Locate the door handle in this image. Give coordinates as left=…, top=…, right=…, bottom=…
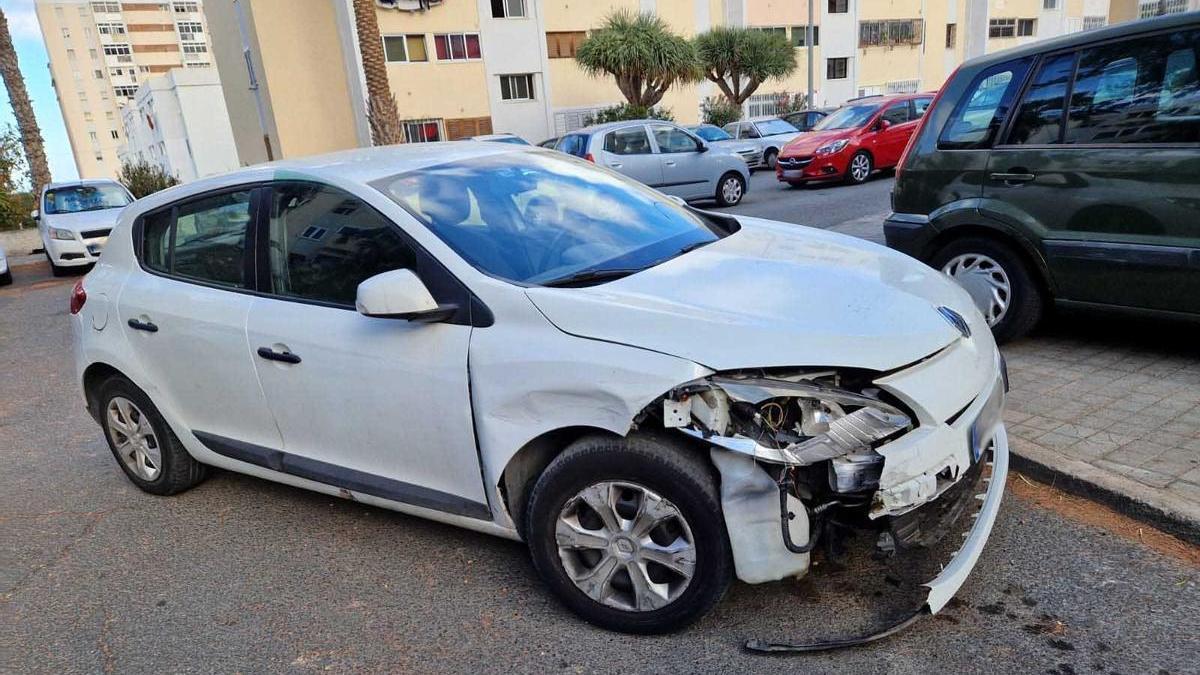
left=989, top=172, right=1036, bottom=184
left=664, top=160, right=676, bottom=166
left=127, top=318, right=158, bottom=333
left=609, top=162, right=623, bottom=168
left=256, top=346, right=301, bottom=364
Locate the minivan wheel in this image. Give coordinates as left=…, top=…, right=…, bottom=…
left=931, top=237, right=1043, bottom=344
left=97, top=377, right=208, bottom=495
left=525, top=434, right=732, bottom=634
left=846, top=151, right=873, bottom=184
left=715, top=172, right=745, bottom=207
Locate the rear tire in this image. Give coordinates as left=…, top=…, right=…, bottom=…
left=715, top=172, right=745, bottom=207
left=96, top=376, right=208, bottom=495
left=930, top=236, right=1044, bottom=344
left=525, top=434, right=733, bottom=634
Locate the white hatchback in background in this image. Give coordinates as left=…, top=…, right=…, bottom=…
left=36, top=180, right=134, bottom=276
left=71, top=143, right=1008, bottom=641
left=0, top=243, right=10, bottom=286
left=722, top=116, right=804, bottom=170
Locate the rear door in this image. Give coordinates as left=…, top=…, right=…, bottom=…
left=649, top=124, right=713, bottom=198
left=987, top=28, right=1200, bottom=313
left=598, top=125, right=663, bottom=186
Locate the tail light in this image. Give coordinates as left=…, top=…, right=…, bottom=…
left=896, top=71, right=957, bottom=182
left=584, top=153, right=595, bottom=163
left=69, top=279, right=87, bottom=315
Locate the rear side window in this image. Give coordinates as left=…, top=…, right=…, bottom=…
left=1066, top=28, right=1200, bottom=144
left=1008, top=53, right=1077, bottom=145
left=913, top=97, right=933, bottom=118
left=939, top=58, right=1033, bottom=149
left=603, top=127, right=653, bottom=155
left=139, top=190, right=252, bottom=288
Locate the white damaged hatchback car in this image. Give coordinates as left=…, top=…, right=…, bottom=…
left=72, top=143, right=1008, bottom=637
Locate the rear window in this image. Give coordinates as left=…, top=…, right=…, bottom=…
left=938, top=58, right=1033, bottom=149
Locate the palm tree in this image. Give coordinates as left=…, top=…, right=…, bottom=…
left=695, top=26, right=797, bottom=106
left=351, top=0, right=403, bottom=145
left=575, top=11, right=700, bottom=108
left=0, top=9, right=51, bottom=202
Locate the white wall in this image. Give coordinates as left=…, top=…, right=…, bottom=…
left=820, top=0, right=858, bottom=106
left=477, top=0, right=555, bottom=142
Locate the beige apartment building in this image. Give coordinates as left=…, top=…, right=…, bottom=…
left=36, top=0, right=215, bottom=179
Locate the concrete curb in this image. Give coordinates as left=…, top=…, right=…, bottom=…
left=1009, top=438, right=1200, bottom=547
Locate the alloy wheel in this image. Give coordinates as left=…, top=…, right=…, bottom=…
left=941, top=253, right=1012, bottom=326
left=106, top=396, right=162, bottom=481
left=555, top=481, right=697, bottom=612
left=721, top=177, right=743, bottom=204
left=850, top=154, right=871, bottom=182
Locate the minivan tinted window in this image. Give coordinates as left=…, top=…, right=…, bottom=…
left=1008, top=53, right=1077, bottom=145
left=939, top=58, right=1033, bottom=149
left=1066, top=28, right=1200, bottom=144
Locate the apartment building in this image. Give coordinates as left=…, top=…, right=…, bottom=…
left=118, top=68, right=238, bottom=181
left=35, top=0, right=216, bottom=179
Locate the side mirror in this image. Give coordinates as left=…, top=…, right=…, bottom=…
left=30, top=209, right=39, bottom=220
left=696, top=141, right=708, bottom=153
left=877, top=119, right=893, bottom=131
left=355, top=269, right=457, bottom=323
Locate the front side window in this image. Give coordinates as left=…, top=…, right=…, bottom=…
left=755, top=119, right=800, bottom=136
left=938, top=58, right=1033, bottom=149
left=376, top=152, right=730, bottom=285
left=44, top=185, right=132, bottom=214
left=171, top=192, right=252, bottom=288
left=1008, top=53, right=1076, bottom=145
left=881, top=102, right=913, bottom=125
left=265, top=184, right=417, bottom=306
left=1066, top=29, right=1200, bottom=144
left=603, top=127, right=653, bottom=155
left=651, top=125, right=701, bottom=153
left=556, top=133, right=589, bottom=157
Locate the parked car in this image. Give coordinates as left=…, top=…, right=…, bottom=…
left=72, top=142, right=1007, bottom=636
left=36, top=179, right=134, bottom=276
left=555, top=120, right=750, bottom=206
left=780, top=109, right=828, bottom=132
left=722, top=116, right=803, bottom=169
left=685, top=124, right=763, bottom=170
left=469, top=133, right=530, bottom=145
left=886, top=12, right=1200, bottom=343
left=776, top=93, right=934, bottom=187
left=538, top=136, right=560, bottom=149
left=0, top=243, right=10, bottom=286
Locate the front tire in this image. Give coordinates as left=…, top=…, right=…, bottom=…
left=930, top=236, right=1044, bottom=344
left=525, top=435, right=732, bottom=634
left=0, top=269, right=11, bottom=286
left=763, top=148, right=779, bottom=169
left=715, top=172, right=745, bottom=207
left=96, top=376, right=208, bottom=495
left=845, top=151, right=873, bottom=184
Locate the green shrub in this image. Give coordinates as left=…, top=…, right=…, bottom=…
left=701, top=98, right=742, bottom=127
left=117, top=159, right=179, bottom=198
left=584, top=103, right=674, bottom=125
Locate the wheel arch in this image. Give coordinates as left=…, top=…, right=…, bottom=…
left=82, top=361, right=131, bottom=424
left=926, top=222, right=1056, bottom=300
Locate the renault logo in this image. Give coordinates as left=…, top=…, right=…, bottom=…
left=937, top=306, right=971, bottom=339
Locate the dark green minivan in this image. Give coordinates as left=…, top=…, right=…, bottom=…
left=885, top=12, right=1200, bottom=343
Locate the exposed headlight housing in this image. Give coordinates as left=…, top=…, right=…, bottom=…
left=50, top=227, right=76, bottom=241
left=815, top=139, right=850, bottom=156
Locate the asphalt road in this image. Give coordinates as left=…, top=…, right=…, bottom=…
left=3, top=182, right=1198, bottom=674
left=725, top=168, right=895, bottom=228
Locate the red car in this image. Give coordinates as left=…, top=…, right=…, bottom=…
left=776, top=93, right=934, bottom=186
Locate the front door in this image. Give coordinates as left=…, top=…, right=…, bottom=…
left=649, top=124, right=712, bottom=199
left=987, top=30, right=1200, bottom=314
left=599, top=126, right=663, bottom=187
left=117, top=187, right=284, bottom=453
left=244, top=182, right=489, bottom=518
left=873, top=100, right=918, bottom=168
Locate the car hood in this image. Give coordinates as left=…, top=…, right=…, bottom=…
left=705, top=139, right=757, bottom=153
left=42, top=207, right=124, bottom=232
left=525, top=217, right=975, bottom=372
left=782, top=129, right=855, bottom=155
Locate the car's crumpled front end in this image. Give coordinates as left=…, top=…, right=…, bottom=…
left=650, top=330, right=1008, bottom=617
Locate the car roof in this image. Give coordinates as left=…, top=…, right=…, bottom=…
left=44, top=178, right=124, bottom=191
left=470, top=133, right=519, bottom=140
left=574, top=119, right=677, bottom=134
left=961, top=11, right=1197, bottom=72
left=745, top=116, right=787, bottom=123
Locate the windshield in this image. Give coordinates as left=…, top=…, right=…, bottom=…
left=813, top=103, right=882, bottom=130
left=755, top=119, right=799, bottom=136
left=692, top=125, right=731, bottom=142
left=376, top=151, right=730, bottom=286
left=43, top=184, right=132, bottom=215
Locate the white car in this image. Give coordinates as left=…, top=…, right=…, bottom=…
left=722, top=116, right=804, bottom=169
left=0, top=242, right=10, bottom=286
left=36, top=179, right=134, bottom=276
left=71, top=143, right=1008, bottom=637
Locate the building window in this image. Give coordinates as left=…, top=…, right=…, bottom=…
left=989, top=18, right=1016, bottom=38
left=383, top=34, right=427, bottom=62
left=172, top=1, right=199, bottom=12
left=110, top=129, right=120, bottom=139
left=859, top=19, right=924, bottom=47
left=92, top=2, right=121, bottom=12
left=827, top=57, right=848, bottom=80
left=95, top=150, right=104, bottom=161
left=89, top=48, right=98, bottom=60
left=791, top=25, right=818, bottom=47
left=1043, top=0, right=1059, bottom=9
left=177, top=21, right=203, bottom=41
left=946, top=23, right=956, bottom=48
left=403, top=119, right=442, bottom=143
left=1017, top=19, right=1036, bottom=36
left=106, top=111, right=114, bottom=120
left=67, top=49, right=77, bottom=61
left=754, top=26, right=787, bottom=38
left=94, top=69, right=104, bottom=79
left=89, top=131, right=99, bottom=142
left=97, top=22, right=126, bottom=36
left=84, top=112, right=94, bottom=121
left=182, top=43, right=208, bottom=61
left=62, top=27, right=71, bottom=39
left=114, top=85, right=138, bottom=98
left=184, top=61, right=209, bottom=68
left=828, top=0, right=848, bottom=13
left=546, top=31, right=586, bottom=58
left=79, top=91, right=88, bottom=102
left=103, top=43, right=133, bottom=62
left=500, top=74, right=535, bottom=101
left=490, top=0, right=526, bottom=18
left=1082, top=16, right=1107, bottom=30
left=433, top=33, right=481, bottom=61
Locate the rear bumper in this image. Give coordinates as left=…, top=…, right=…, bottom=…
left=883, top=212, right=934, bottom=261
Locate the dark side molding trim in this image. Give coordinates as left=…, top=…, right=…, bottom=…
left=192, top=431, right=492, bottom=520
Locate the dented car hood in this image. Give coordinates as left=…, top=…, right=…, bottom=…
left=525, top=217, right=973, bottom=372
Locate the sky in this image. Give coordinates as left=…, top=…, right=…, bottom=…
left=2, top=0, right=79, bottom=185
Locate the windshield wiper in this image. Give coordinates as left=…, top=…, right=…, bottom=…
left=540, top=267, right=643, bottom=288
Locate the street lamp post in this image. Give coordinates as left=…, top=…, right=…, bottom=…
left=807, top=0, right=814, bottom=108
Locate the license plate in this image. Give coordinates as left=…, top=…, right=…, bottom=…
left=780, top=169, right=805, bottom=178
